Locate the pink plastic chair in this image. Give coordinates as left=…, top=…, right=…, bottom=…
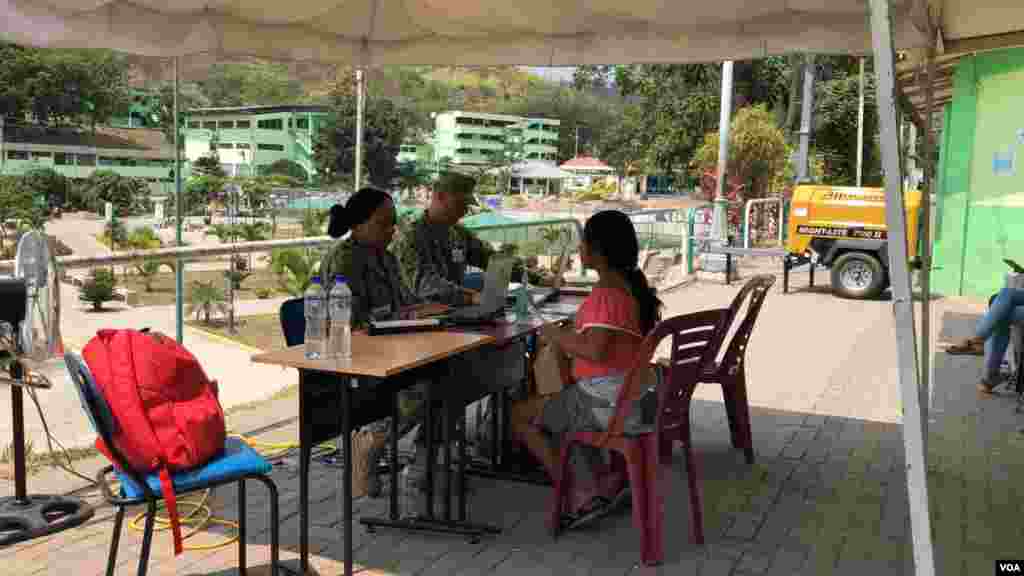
left=702, top=274, right=776, bottom=464
left=550, top=308, right=728, bottom=565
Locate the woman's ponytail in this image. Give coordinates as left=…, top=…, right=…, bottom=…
left=624, top=266, right=662, bottom=335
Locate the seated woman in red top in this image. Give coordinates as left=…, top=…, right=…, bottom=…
left=518, top=210, right=662, bottom=530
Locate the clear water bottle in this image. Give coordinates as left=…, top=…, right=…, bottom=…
left=328, top=275, right=352, bottom=359
left=303, top=275, right=327, bottom=359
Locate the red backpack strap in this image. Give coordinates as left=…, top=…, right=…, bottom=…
left=158, top=466, right=184, bottom=555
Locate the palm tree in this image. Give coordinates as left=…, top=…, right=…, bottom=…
left=270, top=248, right=319, bottom=297
left=187, top=280, right=229, bottom=325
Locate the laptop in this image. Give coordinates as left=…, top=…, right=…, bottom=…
left=447, top=256, right=515, bottom=324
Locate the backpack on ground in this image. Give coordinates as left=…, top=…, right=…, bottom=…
left=82, top=328, right=225, bottom=555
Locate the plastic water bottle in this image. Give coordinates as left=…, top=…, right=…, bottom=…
left=328, top=275, right=352, bottom=359
left=304, top=276, right=327, bottom=359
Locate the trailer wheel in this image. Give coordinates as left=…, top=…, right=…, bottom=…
left=831, top=251, right=885, bottom=299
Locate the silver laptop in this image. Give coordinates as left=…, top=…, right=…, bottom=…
left=448, top=257, right=515, bottom=323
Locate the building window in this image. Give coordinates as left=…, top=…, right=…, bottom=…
left=187, top=121, right=200, bottom=129
left=296, top=118, right=309, bottom=129
left=257, top=143, right=285, bottom=151
left=202, top=121, right=217, bottom=130
left=218, top=143, right=234, bottom=149
left=6, top=150, right=28, bottom=160
left=235, top=143, right=251, bottom=150
left=77, top=154, right=96, bottom=166
left=257, top=118, right=283, bottom=130
left=219, top=120, right=235, bottom=129
left=98, top=156, right=115, bottom=166
left=235, top=120, right=251, bottom=129
left=32, top=151, right=53, bottom=159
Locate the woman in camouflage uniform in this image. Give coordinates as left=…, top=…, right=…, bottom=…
left=321, top=187, right=442, bottom=496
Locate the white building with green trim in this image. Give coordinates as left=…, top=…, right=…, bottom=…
left=183, top=105, right=330, bottom=181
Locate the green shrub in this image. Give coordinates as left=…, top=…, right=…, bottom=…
left=79, top=268, right=117, bottom=311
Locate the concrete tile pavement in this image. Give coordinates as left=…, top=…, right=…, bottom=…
left=6, top=269, right=1024, bottom=575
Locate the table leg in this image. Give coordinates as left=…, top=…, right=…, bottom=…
left=390, top=385, right=400, bottom=521
left=442, top=396, right=452, bottom=522
left=341, top=378, right=353, bottom=576
left=298, top=374, right=310, bottom=575
left=458, top=407, right=467, bottom=521
left=424, top=376, right=435, bottom=519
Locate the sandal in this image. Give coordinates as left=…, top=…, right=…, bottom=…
left=977, top=376, right=1002, bottom=395
left=946, top=337, right=985, bottom=356
left=563, top=496, right=612, bottom=531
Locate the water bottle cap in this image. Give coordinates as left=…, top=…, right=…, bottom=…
left=311, top=275, right=322, bottom=284
left=334, top=275, right=347, bottom=284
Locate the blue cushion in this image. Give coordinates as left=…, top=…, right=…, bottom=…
left=117, top=437, right=272, bottom=499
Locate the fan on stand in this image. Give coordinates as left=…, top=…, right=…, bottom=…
left=0, top=230, right=92, bottom=546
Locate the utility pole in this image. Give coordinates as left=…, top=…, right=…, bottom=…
left=574, top=125, right=580, bottom=158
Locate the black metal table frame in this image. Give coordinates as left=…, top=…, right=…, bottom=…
left=295, top=355, right=504, bottom=576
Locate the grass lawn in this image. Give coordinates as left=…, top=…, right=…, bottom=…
left=186, top=313, right=285, bottom=351
left=121, top=266, right=287, bottom=307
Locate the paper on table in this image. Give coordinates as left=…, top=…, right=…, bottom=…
left=539, top=302, right=578, bottom=316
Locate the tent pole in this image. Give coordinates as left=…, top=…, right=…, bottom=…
left=919, top=38, right=937, bottom=444
left=355, top=68, right=365, bottom=190
left=174, top=57, right=184, bottom=343
left=868, top=1, right=935, bottom=575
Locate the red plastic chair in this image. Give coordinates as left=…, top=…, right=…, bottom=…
left=550, top=308, right=729, bottom=565
left=702, top=275, right=776, bottom=464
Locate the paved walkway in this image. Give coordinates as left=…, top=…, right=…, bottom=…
left=5, top=267, right=1023, bottom=575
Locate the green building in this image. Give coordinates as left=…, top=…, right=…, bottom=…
left=432, top=111, right=560, bottom=166
left=183, top=105, right=330, bottom=181
left=933, top=46, right=1024, bottom=299
left=0, top=119, right=176, bottom=195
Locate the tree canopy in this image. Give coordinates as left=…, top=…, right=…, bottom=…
left=0, top=43, right=128, bottom=127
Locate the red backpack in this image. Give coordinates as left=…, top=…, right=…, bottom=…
left=83, top=329, right=225, bottom=555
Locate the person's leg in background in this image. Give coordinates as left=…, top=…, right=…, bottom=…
left=977, top=288, right=1024, bottom=392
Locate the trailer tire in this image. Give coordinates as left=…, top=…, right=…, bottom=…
left=831, top=251, right=886, bottom=299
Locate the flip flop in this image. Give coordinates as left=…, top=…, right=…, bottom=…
left=564, top=496, right=612, bottom=531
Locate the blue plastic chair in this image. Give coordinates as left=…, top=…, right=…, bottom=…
left=65, top=352, right=280, bottom=576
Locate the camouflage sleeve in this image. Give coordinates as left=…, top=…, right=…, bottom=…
left=395, top=220, right=463, bottom=304
left=460, top=225, right=495, bottom=271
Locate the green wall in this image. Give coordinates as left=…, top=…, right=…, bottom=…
left=934, top=47, right=1024, bottom=299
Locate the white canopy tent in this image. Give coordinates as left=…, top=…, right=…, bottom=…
left=6, top=2, right=1024, bottom=575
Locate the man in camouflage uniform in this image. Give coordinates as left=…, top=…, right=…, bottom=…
left=393, top=171, right=495, bottom=306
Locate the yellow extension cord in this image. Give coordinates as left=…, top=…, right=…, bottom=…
left=122, top=434, right=337, bottom=551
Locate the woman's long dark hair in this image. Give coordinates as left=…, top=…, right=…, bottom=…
left=583, top=210, right=663, bottom=334
left=327, top=187, right=393, bottom=239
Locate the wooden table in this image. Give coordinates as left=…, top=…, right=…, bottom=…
left=253, top=330, right=495, bottom=576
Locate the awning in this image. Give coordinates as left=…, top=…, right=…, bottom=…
left=2, top=1, right=929, bottom=68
